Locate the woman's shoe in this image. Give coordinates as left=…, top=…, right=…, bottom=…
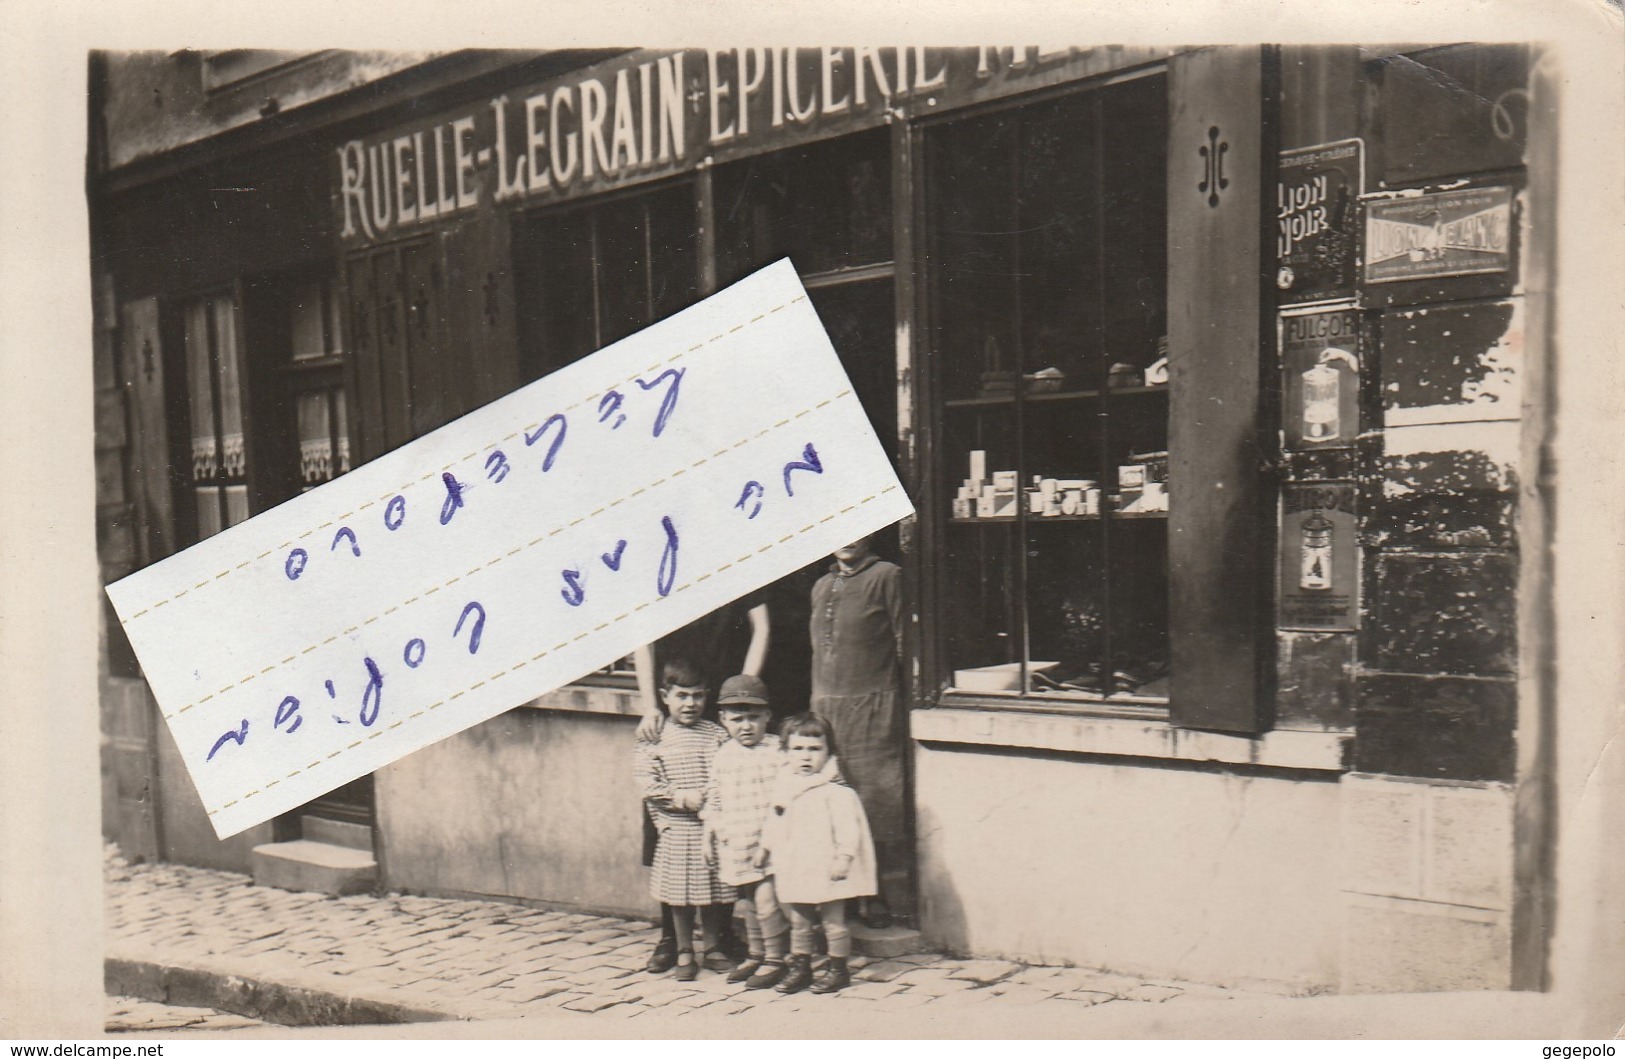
left=808, top=956, right=850, bottom=994
left=774, top=954, right=814, bottom=994
left=746, top=959, right=787, bottom=990
left=728, top=956, right=763, bottom=983
left=673, top=953, right=698, bottom=982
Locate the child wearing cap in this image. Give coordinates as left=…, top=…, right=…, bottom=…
left=704, top=674, right=791, bottom=989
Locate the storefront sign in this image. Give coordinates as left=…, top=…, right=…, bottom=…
left=1278, top=483, right=1359, bottom=632
left=335, top=46, right=1172, bottom=245
left=1276, top=138, right=1362, bottom=304
left=1282, top=308, right=1362, bottom=451
left=105, top=262, right=912, bottom=838
left=1363, top=186, right=1514, bottom=284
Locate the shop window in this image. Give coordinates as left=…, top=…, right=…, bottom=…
left=284, top=278, right=351, bottom=492
left=715, top=128, right=899, bottom=512
left=514, top=183, right=699, bottom=680
left=925, top=73, right=1171, bottom=705
left=513, top=182, right=698, bottom=383
left=181, top=292, right=250, bottom=540
left=715, top=127, right=893, bottom=283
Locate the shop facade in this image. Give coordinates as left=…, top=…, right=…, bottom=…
left=94, top=44, right=1553, bottom=994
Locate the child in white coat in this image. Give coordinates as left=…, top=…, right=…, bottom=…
left=755, top=712, right=877, bottom=994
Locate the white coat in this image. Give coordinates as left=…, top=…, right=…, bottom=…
left=760, top=756, right=878, bottom=905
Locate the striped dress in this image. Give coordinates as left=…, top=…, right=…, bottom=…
left=634, top=718, right=737, bottom=906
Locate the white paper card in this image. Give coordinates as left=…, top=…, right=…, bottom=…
left=106, top=260, right=913, bottom=838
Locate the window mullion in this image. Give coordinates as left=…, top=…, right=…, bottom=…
left=588, top=212, right=603, bottom=351
left=203, top=295, right=230, bottom=535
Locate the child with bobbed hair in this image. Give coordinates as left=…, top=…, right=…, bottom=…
left=754, top=712, right=877, bottom=994
left=634, top=657, right=735, bottom=980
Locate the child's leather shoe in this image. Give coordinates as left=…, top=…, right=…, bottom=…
left=701, top=950, right=735, bottom=974
left=774, top=954, right=814, bottom=994
left=673, top=953, right=698, bottom=982
left=809, top=956, right=850, bottom=994
left=728, top=956, right=763, bottom=983
left=746, top=959, right=787, bottom=990
left=645, top=939, right=677, bottom=974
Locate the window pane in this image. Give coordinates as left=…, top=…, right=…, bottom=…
left=213, top=295, right=246, bottom=483
left=514, top=184, right=697, bottom=381
left=184, top=292, right=248, bottom=539
left=714, top=127, right=891, bottom=283
left=297, top=391, right=334, bottom=486
left=183, top=301, right=217, bottom=483
left=290, top=280, right=328, bottom=360
left=195, top=484, right=223, bottom=539
left=334, top=387, right=351, bottom=474
left=596, top=202, right=650, bottom=346
left=224, top=484, right=250, bottom=528
left=924, top=110, right=1020, bottom=403
left=928, top=75, right=1169, bottom=703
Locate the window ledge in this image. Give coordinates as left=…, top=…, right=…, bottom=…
left=911, top=705, right=1351, bottom=773
left=520, top=683, right=642, bottom=718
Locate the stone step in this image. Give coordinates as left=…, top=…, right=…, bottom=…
left=851, top=923, right=926, bottom=959
left=300, top=815, right=374, bottom=852
left=251, top=840, right=376, bottom=897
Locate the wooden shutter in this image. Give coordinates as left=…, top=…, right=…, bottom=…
left=1167, top=47, right=1273, bottom=732
left=120, top=296, right=176, bottom=566
left=346, top=252, right=387, bottom=463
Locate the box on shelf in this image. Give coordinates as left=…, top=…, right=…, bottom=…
left=953, top=661, right=1061, bottom=693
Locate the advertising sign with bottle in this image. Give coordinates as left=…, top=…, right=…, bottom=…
left=1278, top=482, right=1359, bottom=632
left=1282, top=308, right=1362, bottom=451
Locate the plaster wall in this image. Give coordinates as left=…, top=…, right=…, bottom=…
left=914, top=742, right=1343, bottom=994
left=375, top=706, right=654, bottom=918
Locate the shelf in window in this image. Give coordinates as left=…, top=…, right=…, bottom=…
left=937, top=689, right=1171, bottom=714
left=950, top=511, right=1167, bottom=524
left=801, top=261, right=895, bottom=289
left=285, top=354, right=346, bottom=373
left=945, top=384, right=1168, bottom=409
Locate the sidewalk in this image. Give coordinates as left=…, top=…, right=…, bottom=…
left=104, top=844, right=1238, bottom=1030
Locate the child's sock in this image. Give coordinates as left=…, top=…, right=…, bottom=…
left=824, top=905, right=851, bottom=959
left=743, top=902, right=764, bottom=955
left=658, top=903, right=677, bottom=946
left=671, top=906, right=697, bottom=954
left=698, top=904, right=724, bottom=954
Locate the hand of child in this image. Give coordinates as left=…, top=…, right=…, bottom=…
left=752, top=846, right=769, bottom=871
left=703, top=829, right=717, bottom=867
left=636, top=711, right=666, bottom=743
left=829, top=854, right=852, bottom=882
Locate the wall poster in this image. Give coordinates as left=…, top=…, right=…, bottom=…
left=1363, top=185, right=1514, bottom=284
left=1281, top=307, right=1362, bottom=451
left=1278, top=482, right=1359, bottom=632
left=1276, top=138, right=1363, bottom=305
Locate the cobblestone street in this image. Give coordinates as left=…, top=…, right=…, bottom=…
left=107, top=997, right=266, bottom=1034
left=105, top=846, right=1236, bottom=1029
